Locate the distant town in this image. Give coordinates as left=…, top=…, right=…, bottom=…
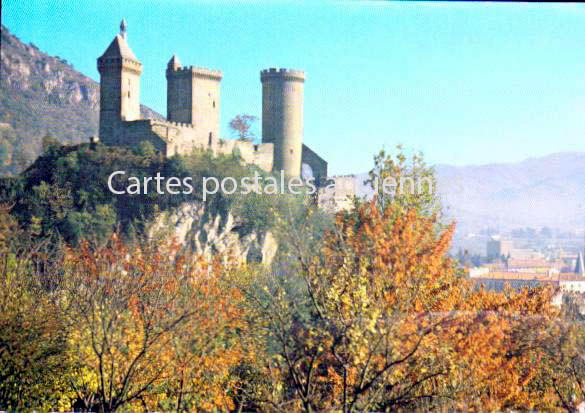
left=456, top=227, right=585, bottom=299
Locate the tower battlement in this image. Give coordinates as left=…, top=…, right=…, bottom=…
left=260, top=68, right=305, bottom=82
left=157, top=120, right=196, bottom=129
left=168, top=65, right=223, bottom=81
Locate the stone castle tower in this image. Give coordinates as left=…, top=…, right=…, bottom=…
left=97, top=19, right=142, bottom=144
left=166, top=55, right=222, bottom=145
left=261, top=69, right=305, bottom=177
left=96, top=20, right=327, bottom=181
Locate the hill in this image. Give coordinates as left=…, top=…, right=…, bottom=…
left=0, top=25, right=162, bottom=175
left=435, top=152, right=585, bottom=234
left=352, top=152, right=585, bottom=235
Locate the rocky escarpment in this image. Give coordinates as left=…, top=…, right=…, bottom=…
left=0, top=25, right=162, bottom=175
left=149, top=202, right=278, bottom=265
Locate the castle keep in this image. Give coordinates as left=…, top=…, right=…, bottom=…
left=97, top=20, right=327, bottom=180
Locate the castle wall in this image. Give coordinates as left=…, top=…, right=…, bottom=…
left=301, top=144, right=327, bottom=184
left=155, top=120, right=213, bottom=156
left=251, top=142, right=274, bottom=172
left=109, top=117, right=276, bottom=174
left=115, top=120, right=168, bottom=153
left=112, top=119, right=214, bottom=157
left=214, top=140, right=273, bottom=173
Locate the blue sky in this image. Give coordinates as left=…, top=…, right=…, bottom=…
left=3, top=1, right=585, bottom=174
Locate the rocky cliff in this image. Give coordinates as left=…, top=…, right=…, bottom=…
left=0, top=25, right=162, bottom=175
left=149, top=201, right=277, bottom=265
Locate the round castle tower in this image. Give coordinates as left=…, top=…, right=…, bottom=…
left=260, top=68, right=305, bottom=177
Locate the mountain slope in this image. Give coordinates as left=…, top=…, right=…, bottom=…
left=352, top=152, right=585, bottom=233
left=435, top=152, right=585, bottom=233
left=0, top=25, right=162, bottom=175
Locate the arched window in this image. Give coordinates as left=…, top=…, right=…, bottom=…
left=208, top=132, right=213, bottom=146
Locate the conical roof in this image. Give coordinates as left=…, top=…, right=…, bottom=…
left=167, top=54, right=181, bottom=69
left=99, top=34, right=139, bottom=62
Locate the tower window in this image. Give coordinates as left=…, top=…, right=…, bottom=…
left=208, top=132, right=213, bottom=146
left=213, top=101, right=216, bottom=108
left=290, top=149, right=293, bottom=154
left=128, top=91, right=130, bottom=98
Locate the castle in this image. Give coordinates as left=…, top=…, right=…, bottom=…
left=97, top=20, right=327, bottom=181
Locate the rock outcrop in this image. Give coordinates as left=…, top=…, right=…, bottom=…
left=149, top=202, right=277, bottom=265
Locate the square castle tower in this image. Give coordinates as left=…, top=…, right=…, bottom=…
left=97, top=20, right=327, bottom=182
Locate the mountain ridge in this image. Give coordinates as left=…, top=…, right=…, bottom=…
left=351, top=151, right=584, bottom=233
left=435, top=152, right=585, bottom=233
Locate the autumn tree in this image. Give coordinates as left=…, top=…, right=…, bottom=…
left=240, top=146, right=574, bottom=412
left=453, top=284, right=561, bottom=411
left=0, top=205, right=72, bottom=410
left=531, top=293, right=585, bottom=412
left=249, top=200, right=468, bottom=412
left=60, top=235, right=251, bottom=412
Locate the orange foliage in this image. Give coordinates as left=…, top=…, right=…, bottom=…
left=263, top=199, right=568, bottom=412
left=62, top=235, right=251, bottom=412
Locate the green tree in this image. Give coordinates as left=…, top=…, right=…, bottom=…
left=365, top=145, right=439, bottom=218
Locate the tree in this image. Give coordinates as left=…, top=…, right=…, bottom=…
left=240, top=145, right=570, bottom=412
left=60, top=235, right=251, bottom=411
left=256, top=200, right=468, bottom=412
left=229, top=114, right=258, bottom=142
left=531, top=293, right=585, bottom=412
left=365, top=146, right=440, bottom=218
left=41, top=133, right=60, bottom=153
left=0, top=205, right=73, bottom=410
left=248, top=198, right=568, bottom=411
left=136, top=140, right=157, bottom=158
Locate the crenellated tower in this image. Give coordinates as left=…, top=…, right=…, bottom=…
left=166, top=57, right=222, bottom=145
left=260, top=68, right=305, bottom=177
left=94, top=21, right=326, bottom=180
left=97, top=19, right=142, bottom=144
